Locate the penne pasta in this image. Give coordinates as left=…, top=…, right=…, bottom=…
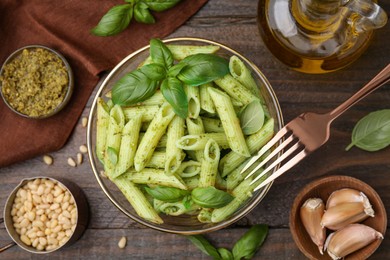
left=229, top=55, right=260, bottom=98
left=197, top=208, right=213, bottom=223
left=123, top=168, right=187, bottom=190
left=96, top=98, right=110, bottom=163
left=214, top=74, right=258, bottom=106
left=219, top=118, right=274, bottom=177
left=134, top=103, right=175, bottom=172
left=186, top=117, right=205, bottom=161
left=201, top=117, right=224, bottom=133
left=208, top=87, right=250, bottom=157
left=123, top=105, right=160, bottom=122
left=198, top=139, right=220, bottom=187
left=113, top=113, right=143, bottom=178
left=176, top=133, right=229, bottom=150
left=199, top=83, right=216, bottom=114
left=184, top=85, right=201, bottom=119
left=177, top=160, right=202, bottom=178
left=165, top=116, right=185, bottom=175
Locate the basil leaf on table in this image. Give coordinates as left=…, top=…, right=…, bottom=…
left=150, top=38, right=174, bottom=69
left=160, top=77, right=188, bottom=118
left=186, top=235, right=222, bottom=260
left=107, top=146, right=119, bottom=165
left=232, top=224, right=268, bottom=260
left=191, top=187, right=234, bottom=208
left=239, top=100, right=265, bottom=135
left=112, top=70, right=159, bottom=106
left=139, top=63, right=166, bottom=81
left=134, top=2, right=156, bottom=24
left=144, top=0, right=182, bottom=12
left=91, top=4, right=133, bottom=36
left=218, top=248, right=233, bottom=260
left=346, top=109, right=390, bottom=152
left=144, top=186, right=189, bottom=202
left=177, top=54, right=229, bottom=86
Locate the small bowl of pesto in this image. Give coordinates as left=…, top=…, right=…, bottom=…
left=0, top=45, right=74, bottom=119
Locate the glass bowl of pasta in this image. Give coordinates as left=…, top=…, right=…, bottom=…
left=87, top=37, right=283, bottom=234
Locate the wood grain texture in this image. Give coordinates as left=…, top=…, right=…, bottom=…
left=1, top=0, right=390, bottom=258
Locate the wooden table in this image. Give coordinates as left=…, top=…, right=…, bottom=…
left=1, top=0, right=389, bottom=259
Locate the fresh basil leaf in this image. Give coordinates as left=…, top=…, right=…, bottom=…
left=144, top=186, right=189, bottom=202
left=150, top=38, right=174, bottom=69
left=177, top=54, right=229, bottom=86
left=143, top=0, right=182, bottom=12
left=139, top=63, right=166, bottom=81
left=187, top=235, right=222, bottom=260
left=91, top=4, right=133, bottom=36
left=232, top=224, right=268, bottom=260
left=346, top=109, right=390, bottom=152
left=191, top=187, right=234, bottom=208
left=107, top=146, right=118, bottom=165
left=239, top=100, right=265, bottom=135
left=160, top=77, right=188, bottom=118
left=112, top=69, right=159, bottom=106
left=218, top=248, right=233, bottom=260
left=168, top=63, right=187, bottom=77
left=134, top=2, right=156, bottom=24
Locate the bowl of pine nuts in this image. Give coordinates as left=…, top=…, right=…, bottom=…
left=3, top=177, right=89, bottom=253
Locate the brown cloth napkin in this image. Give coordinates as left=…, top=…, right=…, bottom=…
left=0, top=0, right=208, bottom=167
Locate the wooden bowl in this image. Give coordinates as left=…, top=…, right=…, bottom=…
left=290, top=175, right=387, bottom=260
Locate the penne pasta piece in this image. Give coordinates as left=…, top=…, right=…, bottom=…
left=219, top=118, right=274, bottom=177
left=138, top=90, right=165, bottom=106
left=177, top=160, right=202, bottom=178
left=134, top=103, right=175, bottom=172
left=186, top=117, right=205, bottom=161
left=197, top=208, right=213, bottom=223
left=215, top=173, right=227, bottom=191
left=96, top=98, right=110, bottom=163
left=113, top=177, right=163, bottom=224
left=123, top=105, right=160, bottom=122
left=165, top=116, right=185, bottom=175
left=167, top=44, right=220, bottom=60
left=184, top=85, right=201, bottom=119
left=104, top=105, right=125, bottom=177
left=201, top=117, right=224, bottom=133
left=198, top=139, right=220, bottom=187
left=123, top=168, right=187, bottom=190
left=113, top=113, right=143, bottom=178
left=154, top=199, right=199, bottom=216
left=145, top=151, right=166, bottom=169
left=183, top=176, right=199, bottom=191
left=208, top=87, right=250, bottom=157
left=199, top=83, right=216, bottom=114
left=139, top=132, right=167, bottom=148
left=214, top=74, right=258, bottom=106
left=229, top=55, right=260, bottom=98
left=176, top=133, right=229, bottom=150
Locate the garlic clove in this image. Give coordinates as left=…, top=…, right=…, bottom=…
left=325, top=224, right=383, bottom=260
left=321, top=202, right=374, bottom=230
left=326, top=188, right=369, bottom=209
left=300, top=198, right=326, bottom=254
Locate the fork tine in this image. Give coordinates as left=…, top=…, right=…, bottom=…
left=253, top=149, right=307, bottom=191
left=243, top=134, right=295, bottom=180
left=240, top=127, right=289, bottom=174
left=249, top=141, right=302, bottom=186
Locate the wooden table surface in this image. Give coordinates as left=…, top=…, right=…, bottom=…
left=1, top=0, right=390, bottom=259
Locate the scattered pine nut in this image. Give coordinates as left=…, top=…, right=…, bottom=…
left=67, top=157, right=76, bottom=167
left=43, top=155, right=53, bottom=165
left=100, top=170, right=107, bottom=179
left=118, top=236, right=127, bottom=249
left=79, top=145, right=88, bottom=154
left=81, top=117, right=88, bottom=127
left=77, top=153, right=83, bottom=165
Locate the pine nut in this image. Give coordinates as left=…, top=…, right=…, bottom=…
left=77, top=153, right=83, bottom=165
left=81, top=117, right=88, bottom=127
left=118, top=236, right=127, bottom=249
left=20, top=235, right=32, bottom=246
left=79, top=144, right=88, bottom=154
left=67, top=157, right=76, bottom=167
left=43, top=155, right=53, bottom=165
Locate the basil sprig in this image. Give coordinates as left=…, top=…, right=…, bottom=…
left=191, top=187, right=234, bottom=208
left=92, top=0, right=182, bottom=37
left=346, top=109, right=390, bottom=152
left=187, top=224, right=269, bottom=260
left=111, top=39, right=229, bottom=118
left=144, top=186, right=190, bottom=202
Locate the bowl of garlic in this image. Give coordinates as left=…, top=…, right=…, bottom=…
left=3, top=177, right=89, bottom=253
left=290, top=175, right=387, bottom=260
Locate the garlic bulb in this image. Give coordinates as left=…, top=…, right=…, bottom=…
left=321, top=202, right=374, bottom=230
left=325, top=224, right=383, bottom=260
left=326, top=188, right=369, bottom=209
left=300, top=198, right=326, bottom=254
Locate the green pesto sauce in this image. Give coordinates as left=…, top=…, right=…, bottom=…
left=1, top=48, right=69, bottom=117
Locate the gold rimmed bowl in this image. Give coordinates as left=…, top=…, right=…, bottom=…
left=86, top=37, right=283, bottom=234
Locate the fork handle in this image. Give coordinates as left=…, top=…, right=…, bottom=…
left=328, top=64, right=390, bottom=121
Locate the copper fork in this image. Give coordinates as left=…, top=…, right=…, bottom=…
left=241, top=64, right=390, bottom=191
